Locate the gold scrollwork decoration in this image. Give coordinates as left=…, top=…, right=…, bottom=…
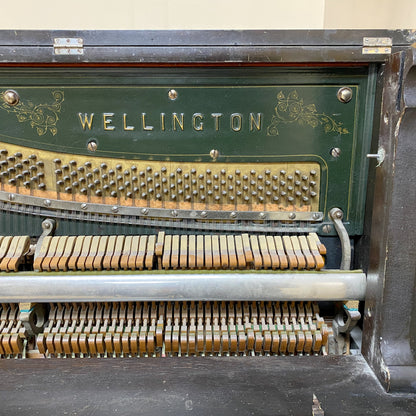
left=267, top=90, right=350, bottom=136
left=0, top=90, right=64, bottom=136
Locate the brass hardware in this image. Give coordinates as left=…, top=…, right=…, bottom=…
left=362, top=37, right=392, bottom=55
left=168, top=89, right=178, bottom=100
left=87, top=140, right=98, bottom=152
left=210, top=149, right=219, bottom=160
left=3, top=90, right=19, bottom=106
left=53, top=38, right=84, bottom=55
left=337, top=87, right=353, bottom=103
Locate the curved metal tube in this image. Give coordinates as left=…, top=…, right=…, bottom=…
left=329, top=208, right=351, bottom=270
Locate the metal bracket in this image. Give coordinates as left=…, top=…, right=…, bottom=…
left=367, top=146, right=385, bottom=167
left=33, top=218, right=56, bottom=263
left=329, top=208, right=351, bottom=270
left=54, top=38, right=84, bottom=55
left=333, top=305, right=361, bottom=336
left=362, top=37, right=392, bottom=55
left=19, top=302, right=47, bottom=336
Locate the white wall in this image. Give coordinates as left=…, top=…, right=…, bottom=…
left=0, top=0, right=325, bottom=30
left=324, top=0, right=416, bottom=29
left=0, top=0, right=414, bottom=30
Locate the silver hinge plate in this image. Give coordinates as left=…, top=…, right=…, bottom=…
left=53, top=38, right=84, bottom=55
left=362, top=37, right=392, bottom=55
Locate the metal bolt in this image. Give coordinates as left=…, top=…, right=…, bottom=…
left=230, top=211, right=237, bottom=219
left=168, top=89, right=178, bottom=100
left=87, top=140, right=97, bottom=152
left=288, top=212, right=296, bottom=220
left=141, top=208, right=149, bottom=215
left=200, top=211, right=208, bottom=218
left=44, top=199, right=51, bottom=207
left=312, top=212, right=321, bottom=220
left=3, top=90, right=19, bottom=106
left=111, top=206, right=119, bottom=213
left=330, top=147, right=341, bottom=158
left=81, top=203, right=88, bottom=210
left=259, top=212, right=266, bottom=219
left=8, top=193, right=15, bottom=201
left=171, top=210, right=178, bottom=217
left=210, top=149, right=219, bottom=160
left=322, top=224, right=333, bottom=234
left=337, top=87, right=353, bottom=103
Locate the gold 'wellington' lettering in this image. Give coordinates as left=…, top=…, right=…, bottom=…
left=78, top=113, right=94, bottom=130
left=173, top=113, right=184, bottom=131
left=211, top=113, right=222, bottom=131
left=192, top=113, right=204, bottom=131
left=103, top=113, right=115, bottom=131
left=142, top=113, right=154, bottom=131
left=250, top=113, right=262, bottom=131
left=123, top=113, right=134, bottom=131
left=231, top=113, right=242, bottom=132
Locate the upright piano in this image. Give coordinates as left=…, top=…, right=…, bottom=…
left=0, top=30, right=415, bottom=413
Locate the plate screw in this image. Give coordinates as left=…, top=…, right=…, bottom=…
left=81, top=203, right=88, bottom=210
left=337, top=87, right=353, bottom=103
left=259, top=212, right=266, bottom=219
left=168, top=89, right=178, bottom=100
left=3, top=90, right=19, bottom=106
left=330, top=147, right=341, bottom=158
left=200, top=211, right=207, bottom=218
left=111, top=206, right=118, bottom=213
left=87, top=140, right=97, bottom=152
left=230, top=211, right=237, bottom=219
left=288, top=212, right=296, bottom=220
left=44, top=199, right=51, bottom=207
left=141, top=208, right=148, bottom=215
left=210, top=149, right=219, bottom=160
left=323, top=224, right=333, bottom=234
left=312, top=212, right=321, bottom=220
left=8, top=193, right=15, bottom=201
left=171, top=210, right=178, bottom=217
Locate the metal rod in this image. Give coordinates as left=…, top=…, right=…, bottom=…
left=329, top=208, right=352, bottom=270
left=0, top=272, right=366, bottom=302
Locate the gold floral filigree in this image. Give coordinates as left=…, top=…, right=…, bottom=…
left=267, top=90, right=349, bottom=136
left=0, top=90, right=64, bottom=136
